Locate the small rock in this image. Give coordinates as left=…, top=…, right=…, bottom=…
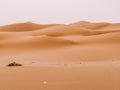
left=7, top=62, right=22, bottom=67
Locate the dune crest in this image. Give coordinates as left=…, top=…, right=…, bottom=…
left=0, top=22, right=60, bottom=32
left=70, top=21, right=110, bottom=29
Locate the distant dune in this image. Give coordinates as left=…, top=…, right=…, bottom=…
left=0, top=22, right=60, bottom=32
left=0, top=21, right=120, bottom=51
left=70, top=21, right=120, bottom=30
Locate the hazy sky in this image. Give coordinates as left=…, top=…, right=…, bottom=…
left=0, top=0, right=120, bottom=25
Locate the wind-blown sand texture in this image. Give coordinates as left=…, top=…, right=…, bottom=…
left=0, top=21, right=120, bottom=90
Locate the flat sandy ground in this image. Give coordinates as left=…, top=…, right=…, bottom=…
left=0, top=62, right=120, bottom=90
left=0, top=21, right=120, bottom=90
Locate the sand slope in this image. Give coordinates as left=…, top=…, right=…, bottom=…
left=0, top=35, right=75, bottom=50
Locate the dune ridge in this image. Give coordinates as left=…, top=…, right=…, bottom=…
left=0, top=22, right=60, bottom=32
left=70, top=21, right=120, bottom=30
left=0, top=21, right=120, bottom=60
left=0, top=21, right=120, bottom=47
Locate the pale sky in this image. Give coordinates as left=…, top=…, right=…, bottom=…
left=0, top=0, right=120, bottom=25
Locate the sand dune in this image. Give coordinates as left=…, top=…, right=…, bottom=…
left=26, top=25, right=120, bottom=36
left=29, top=25, right=93, bottom=36
left=0, top=35, right=75, bottom=50
left=0, top=32, right=26, bottom=40
left=70, top=21, right=120, bottom=30
left=96, top=23, right=120, bottom=30
left=59, top=32, right=120, bottom=45
left=0, top=21, right=120, bottom=90
left=0, top=22, right=59, bottom=32
left=70, top=21, right=110, bottom=29
left=0, top=21, right=120, bottom=51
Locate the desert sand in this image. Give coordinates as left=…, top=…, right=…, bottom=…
left=0, top=21, right=120, bottom=90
